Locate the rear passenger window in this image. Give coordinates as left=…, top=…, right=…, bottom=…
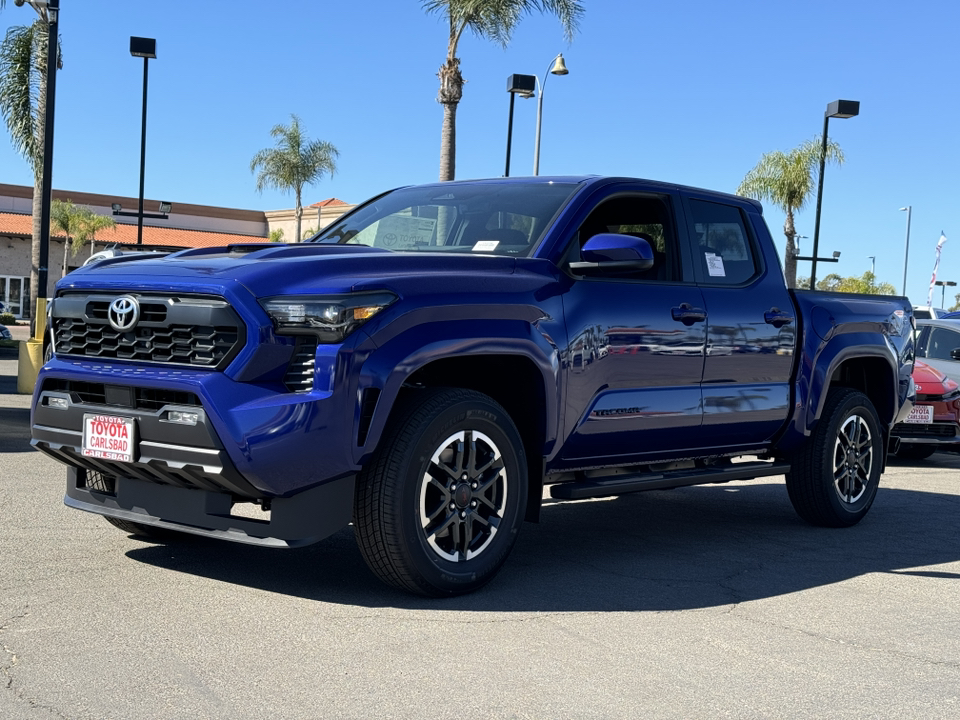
left=687, top=199, right=758, bottom=285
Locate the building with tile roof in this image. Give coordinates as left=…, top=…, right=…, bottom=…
left=0, top=183, right=354, bottom=318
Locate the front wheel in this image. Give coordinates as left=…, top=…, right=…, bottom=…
left=354, top=388, right=528, bottom=597
left=786, top=388, right=883, bottom=528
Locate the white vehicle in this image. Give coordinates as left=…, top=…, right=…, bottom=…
left=82, top=244, right=182, bottom=268
left=912, top=305, right=949, bottom=320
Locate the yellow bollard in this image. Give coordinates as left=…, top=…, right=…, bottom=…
left=16, top=297, right=48, bottom=394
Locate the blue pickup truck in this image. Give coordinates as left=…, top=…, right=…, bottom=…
left=31, top=176, right=916, bottom=596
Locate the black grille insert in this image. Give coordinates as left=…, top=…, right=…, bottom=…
left=43, top=379, right=200, bottom=411
left=52, top=293, right=244, bottom=369
left=892, top=422, right=958, bottom=439
left=284, top=337, right=318, bottom=392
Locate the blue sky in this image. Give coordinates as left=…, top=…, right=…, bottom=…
left=1, top=0, right=958, bottom=306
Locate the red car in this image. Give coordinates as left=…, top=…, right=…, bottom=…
left=891, top=359, right=960, bottom=459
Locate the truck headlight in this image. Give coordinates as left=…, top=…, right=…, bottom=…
left=259, top=292, right=396, bottom=343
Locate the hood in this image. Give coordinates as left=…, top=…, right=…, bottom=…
left=56, top=243, right=557, bottom=300
left=913, top=360, right=958, bottom=397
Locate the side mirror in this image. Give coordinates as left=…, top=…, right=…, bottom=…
left=570, top=233, right=654, bottom=274
left=950, top=348, right=960, bottom=361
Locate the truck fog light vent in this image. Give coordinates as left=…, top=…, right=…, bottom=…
left=47, top=396, right=68, bottom=410
left=167, top=410, right=199, bottom=425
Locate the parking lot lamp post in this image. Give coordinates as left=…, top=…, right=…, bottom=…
left=809, top=99, right=859, bottom=288
left=34, top=0, right=59, bottom=325
left=532, top=54, right=569, bottom=176
left=935, top=280, right=956, bottom=308
left=129, top=37, right=157, bottom=247
left=504, top=74, right=535, bottom=177
left=900, top=206, right=912, bottom=296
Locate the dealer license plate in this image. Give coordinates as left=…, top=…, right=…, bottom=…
left=904, top=405, right=934, bottom=425
left=82, top=414, right=136, bottom=462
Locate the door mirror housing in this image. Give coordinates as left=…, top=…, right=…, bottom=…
left=570, top=233, right=655, bottom=274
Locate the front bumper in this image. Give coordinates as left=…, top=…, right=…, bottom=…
left=31, top=349, right=364, bottom=499
left=65, top=467, right=354, bottom=548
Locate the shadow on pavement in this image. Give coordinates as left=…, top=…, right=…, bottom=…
left=0, top=356, right=33, bottom=453
left=124, top=479, right=960, bottom=612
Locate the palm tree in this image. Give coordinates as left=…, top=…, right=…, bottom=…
left=737, top=136, right=844, bottom=288
left=0, top=0, right=60, bottom=327
left=51, top=200, right=116, bottom=276
left=250, top=115, right=338, bottom=244
left=422, top=0, right=583, bottom=182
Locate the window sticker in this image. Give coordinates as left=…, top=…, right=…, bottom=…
left=472, top=240, right=500, bottom=252
left=705, top=253, right=726, bottom=277
left=373, top=215, right=437, bottom=248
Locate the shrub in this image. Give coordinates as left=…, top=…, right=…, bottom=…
left=0, top=312, right=16, bottom=326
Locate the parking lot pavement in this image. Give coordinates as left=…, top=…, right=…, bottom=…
left=1, top=353, right=959, bottom=719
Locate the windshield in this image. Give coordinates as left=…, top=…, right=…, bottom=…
left=312, top=182, right=578, bottom=257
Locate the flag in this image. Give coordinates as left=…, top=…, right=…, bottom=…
left=927, top=232, right=948, bottom=306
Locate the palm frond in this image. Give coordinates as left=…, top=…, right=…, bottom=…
left=0, top=21, right=43, bottom=175
left=250, top=114, right=338, bottom=198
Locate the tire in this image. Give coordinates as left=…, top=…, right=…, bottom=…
left=103, top=515, right=173, bottom=539
left=354, top=388, right=528, bottom=597
left=786, top=387, right=883, bottom=528
left=895, top=444, right=937, bottom=460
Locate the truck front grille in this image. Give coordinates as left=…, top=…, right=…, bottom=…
left=51, top=293, right=244, bottom=369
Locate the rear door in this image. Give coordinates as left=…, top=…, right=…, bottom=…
left=680, top=193, right=796, bottom=448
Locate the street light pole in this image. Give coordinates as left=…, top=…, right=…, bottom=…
left=504, top=74, right=534, bottom=177
left=935, top=280, right=956, bottom=308
left=35, top=0, right=59, bottom=324
left=532, top=54, right=568, bottom=176
left=130, top=37, right=157, bottom=247
left=810, top=99, right=859, bottom=289
left=900, top=205, right=912, bottom=296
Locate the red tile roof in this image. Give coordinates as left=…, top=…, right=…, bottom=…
left=0, top=212, right=266, bottom=248
left=308, top=198, right=348, bottom=209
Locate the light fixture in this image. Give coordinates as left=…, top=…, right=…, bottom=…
left=533, top=54, right=571, bottom=176
left=111, top=203, right=121, bottom=212
left=158, top=201, right=172, bottom=214
left=504, top=74, right=536, bottom=176
left=832, top=251, right=841, bottom=259
left=809, top=99, right=860, bottom=288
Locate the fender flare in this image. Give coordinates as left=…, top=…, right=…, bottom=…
left=351, top=318, right=561, bottom=465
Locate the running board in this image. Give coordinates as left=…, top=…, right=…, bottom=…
left=549, top=461, right=792, bottom=501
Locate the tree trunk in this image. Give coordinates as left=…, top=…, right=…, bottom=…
left=783, top=208, right=797, bottom=289
left=62, top=236, right=69, bottom=278
left=29, top=172, right=42, bottom=332
left=294, top=192, right=303, bottom=244
left=437, top=55, right=463, bottom=182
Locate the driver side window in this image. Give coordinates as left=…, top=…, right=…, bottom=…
left=572, top=195, right=678, bottom=282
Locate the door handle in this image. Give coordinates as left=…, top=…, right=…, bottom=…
left=671, top=304, right=707, bottom=326
left=764, top=308, right=794, bottom=328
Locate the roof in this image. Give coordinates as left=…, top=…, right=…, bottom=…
left=0, top=212, right=266, bottom=248
left=0, top=182, right=267, bottom=223
left=309, top=198, right=349, bottom=209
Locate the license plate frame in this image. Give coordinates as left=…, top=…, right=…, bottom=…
left=82, top=414, right=137, bottom=463
left=904, top=404, right=934, bottom=425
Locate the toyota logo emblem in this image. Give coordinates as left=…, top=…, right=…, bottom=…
left=108, top=295, right=140, bottom=332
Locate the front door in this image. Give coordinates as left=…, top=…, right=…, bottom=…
left=557, top=191, right=706, bottom=466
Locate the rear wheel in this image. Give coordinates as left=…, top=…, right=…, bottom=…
left=786, top=388, right=883, bottom=528
left=354, top=388, right=528, bottom=597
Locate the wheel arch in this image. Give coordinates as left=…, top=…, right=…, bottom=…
left=355, top=329, right=561, bottom=523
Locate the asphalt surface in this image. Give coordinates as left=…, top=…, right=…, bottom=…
left=1, top=348, right=958, bottom=719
